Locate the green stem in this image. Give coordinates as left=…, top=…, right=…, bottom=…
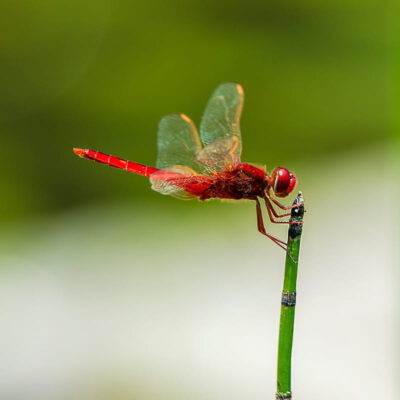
left=276, top=192, right=304, bottom=400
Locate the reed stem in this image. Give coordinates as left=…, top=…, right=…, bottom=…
left=276, top=192, right=304, bottom=400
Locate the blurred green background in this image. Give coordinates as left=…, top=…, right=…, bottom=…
left=0, top=1, right=397, bottom=400
left=0, top=0, right=390, bottom=223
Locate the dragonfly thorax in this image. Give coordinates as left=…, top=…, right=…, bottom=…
left=199, top=163, right=267, bottom=201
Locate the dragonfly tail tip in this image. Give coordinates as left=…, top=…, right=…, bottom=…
left=73, top=148, right=87, bottom=158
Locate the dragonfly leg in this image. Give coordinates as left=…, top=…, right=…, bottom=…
left=264, top=197, right=303, bottom=225
left=255, top=198, right=287, bottom=249
left=267, top=190, right=305, bottom=211
left=264, top=197, right=292, bottom=218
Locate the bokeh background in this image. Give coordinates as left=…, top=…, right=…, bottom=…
left=0, top=1, right=397, bottom=399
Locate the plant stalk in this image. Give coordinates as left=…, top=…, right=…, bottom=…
left=276, top=192, right=304, bottom=400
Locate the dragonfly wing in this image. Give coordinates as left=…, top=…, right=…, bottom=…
left=198, top=82, right=244, bottom=171
left=150, top=165, right=211, bottom=200
left=156, top=113, right=207, bottom=174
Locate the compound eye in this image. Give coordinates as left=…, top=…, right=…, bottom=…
left=270, top=167, right=297, bottom=197
left=273, top=167, right=291, bottom=194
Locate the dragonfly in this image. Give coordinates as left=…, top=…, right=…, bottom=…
left=74, top=83, right=302, bottom=252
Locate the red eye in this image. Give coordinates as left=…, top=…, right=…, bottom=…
left=270, top=167, right=297, bottom=197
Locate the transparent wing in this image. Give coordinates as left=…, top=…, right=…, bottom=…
left=198, top=82, right=244, bottom=171
left=156, top=113, right=208, bottom=174
left=150, top=165, right=212, bottom=200
left=150, top=165, right=199, bottom=200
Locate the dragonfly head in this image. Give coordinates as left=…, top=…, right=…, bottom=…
left=269, top=167, right=297, bottom=197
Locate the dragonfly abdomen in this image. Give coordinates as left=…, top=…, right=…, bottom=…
left=73, top=148, right=158, bottom=177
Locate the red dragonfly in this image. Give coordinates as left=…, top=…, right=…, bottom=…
left=74, top=83, right=301, bottom=252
